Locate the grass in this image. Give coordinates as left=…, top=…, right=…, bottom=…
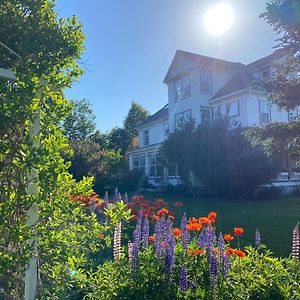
left=133, top=192, right=300, bottom=258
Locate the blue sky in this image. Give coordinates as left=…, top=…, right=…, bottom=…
left=55, top=0, right=277, bottom=132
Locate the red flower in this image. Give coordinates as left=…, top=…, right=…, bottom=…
left=235, top=249, right=246, bottom=257
left=208, top=211, right=217, bottom=219
left=186, top=222, right=202, bottom=231
left=174, top=201, right=183, bottom=207
left=199, top=217, right=210, bottom=225
left=169, top=215, right=175, bottom=221
left=234, top=227, right=244, bottom=236
left=173, top=228, right=181, bottom=238
left=149, top=235, right=155, bottom=242
left=227, top=248, right=234, bottom=256
left=188, top=249, right=204, bottom=256
left=224, top=234, right=234, bottom=242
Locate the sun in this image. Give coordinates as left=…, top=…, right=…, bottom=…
left=204, top=3, right=234, bottom=35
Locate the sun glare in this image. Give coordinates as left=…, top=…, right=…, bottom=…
left=204, top=3, right=234, bottom=35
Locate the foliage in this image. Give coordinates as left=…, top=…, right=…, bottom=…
left=62, top=99, right=96, bottom=141
left=246, top=0, right=300, bottom=165
left=162, top=121, right=280, bottom=199
left=0, top=0, right=93, bottom=297
left=67, top=140, right=105, bottom=180
left=74, top=209, right=300, bottom=300
left=123, top=101, right=150, bottom=138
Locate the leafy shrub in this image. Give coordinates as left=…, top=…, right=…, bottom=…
left=162, top=121, right=281, bottom=199
left=74, top=208, right=300, bottom=299
left=254, top=186, right=283, bottom=200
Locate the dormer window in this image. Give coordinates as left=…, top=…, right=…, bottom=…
left=200, top=70, right=212, bottom=94
left=260, top=68, right=270, bottom=81
left=174, top=74, right=191, bottom=101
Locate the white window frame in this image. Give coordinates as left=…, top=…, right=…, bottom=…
left=167, top=162, right=179, bottom=178
left=259, top=67, right=270, bottom=81
left=259, top=99, right=271, bottom=125
left=147, top=152, right=163, bottom=178
left=201, top=106, right=212, bottom=126
left=175, top=109, right=192, bottom=129
left=174, top=74, right=191, bottom=102
left=132, top=154, right=146, bottom=172
left=200, top=70, right=212, bottom=94
left=226, top=100, right=240, bottom=118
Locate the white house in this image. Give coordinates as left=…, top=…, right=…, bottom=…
left=127, top=50, right=300, bottom=186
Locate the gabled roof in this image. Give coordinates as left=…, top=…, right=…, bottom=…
left=210, top=72, right=261, bottom=101
left=246, top=53, right=276, bottom=71
left=164, top=50, right=245, bottom=83
left=138, top=104, right=168, bottom=127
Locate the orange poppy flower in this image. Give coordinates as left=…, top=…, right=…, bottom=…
left=173, top=228, right=181, bottom=238
left=186, top=222, right=202, bottom=231
left=235, top=249, right=246, bottom=257
left=189, top=217, right=198, bottom=224
left=199, top=217, right=210, bottom=225
left=227, top=248, right=234, bottom=255
left=208, top=212, right=217, bottom=219
left=169, top=215, right=175, bottom=221
left=188, top=249, right=204, bottom=256
left=149, top=235, right=155, bottom=242
left=209, top=218, right=215, bottom=225
left=224, top=234, right=234, bottom=242
left=234, top=227, right=244, bottom=236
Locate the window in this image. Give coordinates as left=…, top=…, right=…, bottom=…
left=201, top=106, right=212, bottom=126
left=259, top=100, right=271, bottom=124
left=148, top=153, right=163, bottom=178
left=226, top=100, right=239, bottom=118
left=288, top=108, right=299, bottom=122
left=200, top=70, right=212, bottom=94
left=175, top=110, right=192, bottom=129
left=260, top=68, right=270, bottom=81
left=143, top=129, right=149, bottom=146
left=167, top=163, right=179, bottom=178
left=174, top=75, right=191, bottom=101
left=132, top=154, right=146, bottom=172
left=163, top=123, right=169, bottom=136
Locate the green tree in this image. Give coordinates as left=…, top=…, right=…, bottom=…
left=162, top=121, right=280, bottom=199
left=123, top=101, right=150, bottom=137
left=0, top=1, right=103, bottom=298
left=63, top=98, right=96, bottom=140
left=246, top=0, right=300, bottom=165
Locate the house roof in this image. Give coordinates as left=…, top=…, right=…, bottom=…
left=210, top=72, right=260, bottom=101
left=164, top=50, right=245, bottom=83
left=178, top=50, right=245, bottom=71
left=139, top=104, right=168, bottom=127
left=246, top=53, right=276, bottom=71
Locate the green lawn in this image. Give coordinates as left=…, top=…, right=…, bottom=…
left=134, top=192, right=300, bottom=258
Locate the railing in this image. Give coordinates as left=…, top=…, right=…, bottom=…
left=275, top=171, right=300, bottom=182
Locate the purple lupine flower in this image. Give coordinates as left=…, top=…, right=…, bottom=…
left=180, top=214, right=190, bottom=250
left=154, top=216, right=164, bottom=258
left=204, top=226, right=215, bottom=252
left=104, top=191, right=109, bottom=207
left=255, top=229, right=261, bottom=247
left=118, top=192, right=122, bottom=202
left=113, top=188, right=119, bottom=202
left=292, top=223, right=299, bottom=260
left=221, top=254, right=230, bottom=278
left=218, top=232, right=225, bottom=255
left=124, top=192, right=129, bottom=205
left=142, top=217, right=149, bottom=250
left=209, top=252, right=218, bottom=285
left=131, top=242, right=139, bottom=274
left=128, top=241, right=133, bottom=262
left=198, top=230, right=205, bottom=248
left=179, top=264, right=188, bottom=292
left=113, top=221, right=122, bottom=261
